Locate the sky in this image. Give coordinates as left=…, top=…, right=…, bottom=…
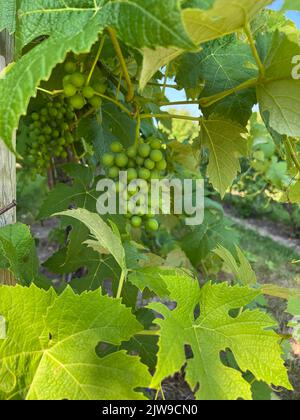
left=163, top=0, right=300, bottom=115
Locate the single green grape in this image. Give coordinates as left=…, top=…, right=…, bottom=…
left=49, top=108, right=58, bottom=117
left=64, top=84, right=77, bottom=97
left=31, top=113, right=39, bottom=121
left=115, top=153, right=128, bottom=168
left=41, top=108, right=48, bottom=116
left=127, top=146, right=137, bottom=158
left=146, top=218, right=159, bottom=231
left=151, top=170, right=160, bottom=179
left=82, top=86, right=95, bottom=99
left=88, top=96, right=102, bottom=109
left=102, top=153, right=115, bottom=167
left=138, top=143, right=151, bottom=158
left=38, top=135, right=46, bottom=143
left=70, top=94, right=86, bottom=110
left=150, top=150, right=163, bottom=162
left=156, top=159, right=167, bottom=171
left=43, top=126, right=52, bottom=135
left=61, top=151, right=68, bottom=159
left=64, top=61, right=77, bottom=74
left=108, top=166, right=120, bottom=179
left=139, top=168, right=151, bottom=180
left=150, top=138, right=162, bottom=150
left=110, top=142, right=123, bottom=153
left=127, top=168, right=138, bottom=182
left=144, top=159, right=155, bottom=170
left=131, top=216, right=142, bottom=228
left=70, top=72, right=86, bottom=88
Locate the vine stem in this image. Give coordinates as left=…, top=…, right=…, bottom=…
left=159, top=100, right=200, bottom=106
left=244, top=23, right=265, bottom=77
left=140, top=113, right=201, bottom=122
left=199, top=78, right=258, bottom=108
left=86, top=35, right=106, bottom=86
left=135, top=110, right=141, bottom=146
left=37, top=87, right=64, bottom=96
left=94, top=92, right=132, bottom=116
left=107, top=27, right=134, bottom=102
left=116, top=269, right=127, bottom=299
left=285, top=137, right=300, bottom=173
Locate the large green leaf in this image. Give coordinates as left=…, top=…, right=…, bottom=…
left=177, top=36, right=258, bottom=125
left=149, top=279, right=291, bottom=400
left=55, top=209, right=126, bottom=271
left=17, top=0, right=194, bottom=50
left=257, top=30, right=300, bottom=137
left=140, top=0, right=272, bottom=89
left=0, top=0, right=16, bottom=33
left=200, top=116, right=248, bottom=197
left=0, top=223, right=39, bottom=285
left=0, top=16, right=103, bottom=152
left=282, top=0, right=300, bottom=11
left=0, top=285, right=149, bottom=400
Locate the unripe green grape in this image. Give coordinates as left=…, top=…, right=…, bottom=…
left=61, top=151, right=68, bottom=159
left=131, top=216, right=142, bottom=228
left=128, top=159, right=135, bottom=168
left=127, top=168, right=138, bottom=182
left=43, top=126, right=52, bottom=135
left=59, top=138, right=66, bottom=146
left=31, top=112, right=39, bottom=121
left=139, top=168, right=151, bottom=180
left=136, top=156, right=144, bottom=166
left=82, top=86, right=95, bottom=99
left=55, top=101, right=63, bottom=109
left=34, top=121, right=42, bottom=128
left=61, top=122, right=69, bottom=131
left=156, top=159, right=167, bottom=171
left=49, top=108, right=58, bottom=117
left=150, top=149, right=163, bottom=162
left=41, top=108, right=48, bottom=116
left=66, top=111, right=75, bottom=121
left=64, top=83, right=77, bottom=97
left=93, top=82, right=107, bottom=94
left=70, top=72, right=86, bottom=88
left=102, top=153, right=115, bottom=167
left=138, top=143, right=151, bottom=158
left=110, top=142, right=123, bottom=153
left=38, top=135, right=46, bottom=143
left=144, top=159, right=155, bottom=170
left=115, top=153, right=128, bottom=168
left=57, top=112, right=64, bottom=120
left=108, top=166, right=120, bottom=179
left=146, top=218, right=159, bottom=232
left=88, top=96, right=102, bottom=109
left=40, top=116, right=47, bottom=123
left=127, top=146, right=137, bottom=158
left=70, top=94, right=86, bottom=110
left=64, top=61, right=77, bottom=74
left=150, top=138, right=162, bottom=150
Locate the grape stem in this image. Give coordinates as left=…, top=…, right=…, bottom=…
left=140, top=113, right=201, bottom=122
left=244, top=23, right=265, bottom=78
left=107, top=27, right=134, bottom=102
left=94, top=92, right=132, bottom=116
left=37, top=87, right=64, bottom=96
left=135, top=110, right=141, bottom=146
left=116, top=269, right=127, bottom=299
left=86, top=35, right=106, bottom=86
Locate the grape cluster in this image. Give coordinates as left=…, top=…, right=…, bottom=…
left=27, top=96, right=76, bottom=176
left=63, top=61, right=107, bottom=110
left=102, top=138, right=167, bottom=231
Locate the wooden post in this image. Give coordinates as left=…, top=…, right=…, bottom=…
left=0, top=31, right=16, bottom=285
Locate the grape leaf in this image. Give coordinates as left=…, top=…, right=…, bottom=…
left=0, top=0, right=16, bottom=33
left=0, top=223, right=39, bottom=285
left=257, top=30, right=300, bottom=137
left=0, top=16, right=103, bottom=152
left=18, top=0, right=194, bottom=50
left=140, top=0, right=272, bottom=89
left=176, top=36, right=258, bottom=125
left=55, top=209, right=126, bottom=271
left=128, top=267, right=178, bottom=297
left=0, top=285, right=150, bottom=400
left=38, top=164, right=97, bottom=219
left=149, top=279, right=291, bottom=400
left=214, top=245, right=257, bottom=285
left=200, top=116, right=248, bottom=197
